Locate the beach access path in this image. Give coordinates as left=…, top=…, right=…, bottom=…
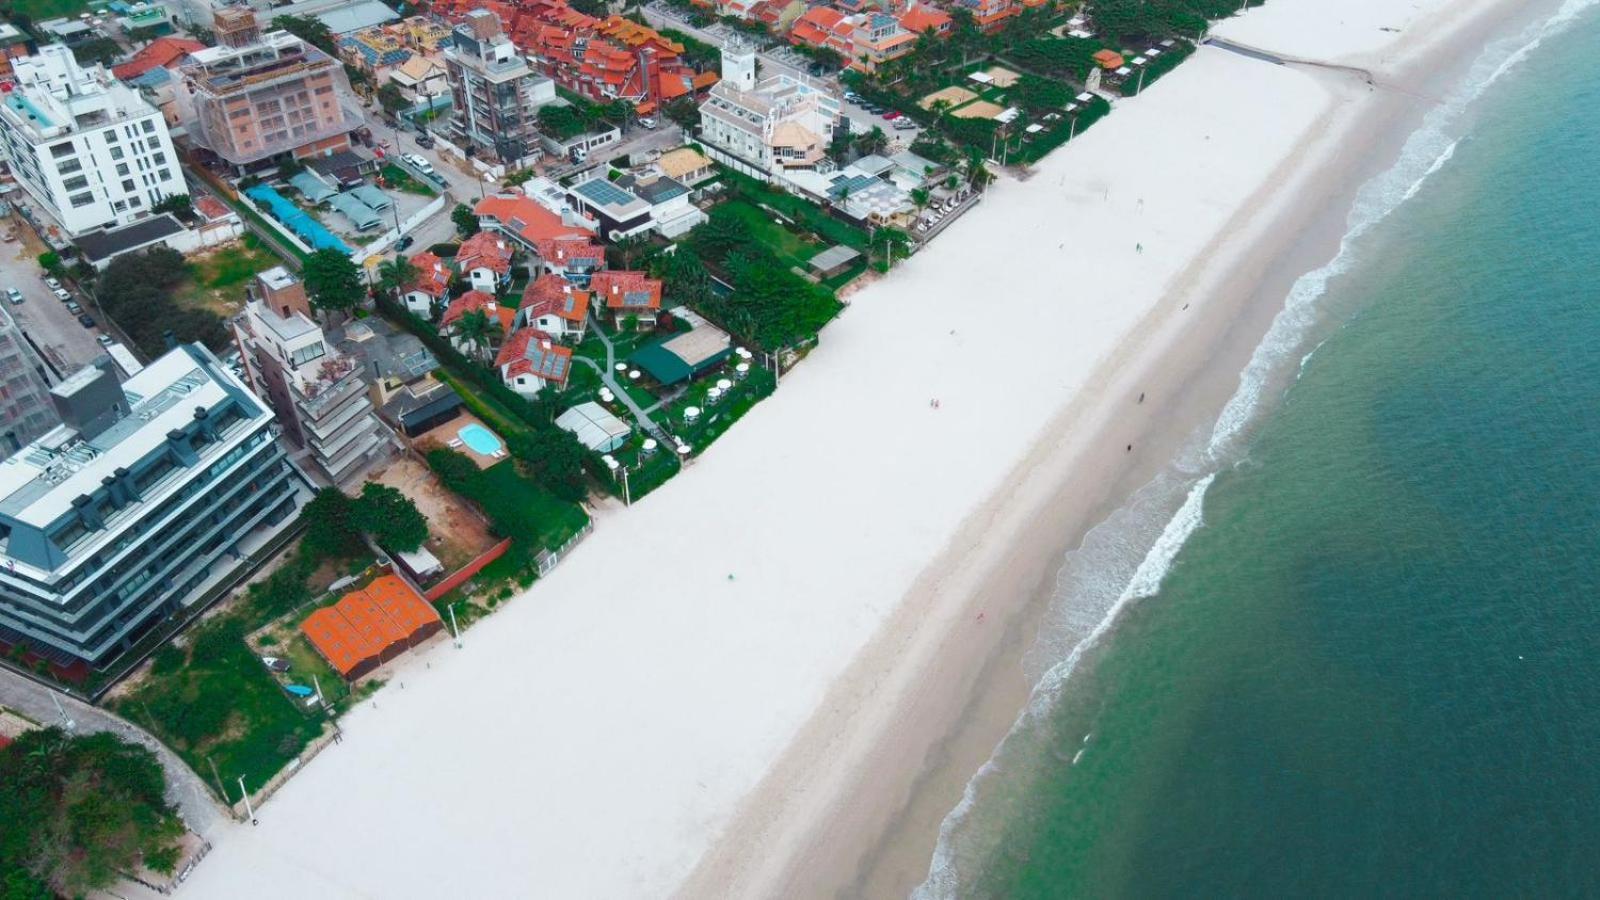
left=175, top=0, right=1526, bottom=896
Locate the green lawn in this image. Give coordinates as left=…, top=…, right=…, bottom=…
left=380, top=164, right=437, bottom=197
left=175, top=234, right=280, bottom=317
left=718, top=200, right=818, bottom=272
left=6, top=0, right=91, bottom=19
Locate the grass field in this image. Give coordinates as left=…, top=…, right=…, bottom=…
left=176, top=234, right=279, bottom=317
left=717, top=200, right=818, bottom=272
left=4, top=0, right=90, bottom=20
left=380, top=164, right=437, bottom=197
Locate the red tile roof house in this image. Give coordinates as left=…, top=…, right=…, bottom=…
left=474, top=191, right=597, bottom=260
left=516, top=273, right=592, bottom=339
left=533, top=236, right=607, bottom=287
left=440, top=290, right=516, bottom=360
left=111, top=36, right=206, bottom=80
left=496, top=327, right=574, bottom=396
left=403, top=250, right=453, bottom=316
left=455, top=231, right=517, bottom=294
left=897, top=2, right=953, bottom=37
left=590, top=270, right=663, bottom=329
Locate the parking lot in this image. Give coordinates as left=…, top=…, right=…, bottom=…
left=0, top=215, right=109, bottom=380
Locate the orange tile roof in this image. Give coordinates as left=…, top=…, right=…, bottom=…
left=300, top=575, right=440, bottom=679
left=440, top=290, right=512, bottom=331
left=112, top=37, right=205, bottom=79
left=475, top=193, right=597, bottom=246
left=790, top=6, right=846, bottom=47
left=407, top=250, right=452, bottom=298
left=897, top=3, right=951, bottom=34
left=522, top=273, right=592, bottom=324
left=1093, top=49, right=1125, bottom=69
left=456, top=230, right=516, bottom=277
left=591, top=270, right=663, bottom=312
left=496, top=327, right=573, bottom=384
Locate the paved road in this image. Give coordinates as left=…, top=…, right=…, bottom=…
left=0, top=670, right=232, bottom=836
left=0, top=219, right=105, bottom=380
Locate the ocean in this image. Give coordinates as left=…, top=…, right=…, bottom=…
left=916, top=2, right=1600, bottom=896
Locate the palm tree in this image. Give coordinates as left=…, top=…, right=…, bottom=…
left=376, top=255, right=417, bottom=302
left=930, top=98, right=953, bottom=128
left=615, top=233, right=648, bottom=270
left=456, top=308, right=500, bottom=363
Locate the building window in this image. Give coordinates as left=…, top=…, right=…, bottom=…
left=110, top=146, right=124, bottom=160
left=116, top=163, right=129, bottom=176
left=157, top=168, right=170, bottom=182
left=129, top=196, right=141, bottom=207
left=152, top=151, right=166, bottom=165
left=62, top=174, right=88, bottom=191
left=69, top=192, right=94, bottom=208
left=141, top=119, right=156, bottom=134
left=58, top=157, right=83, bottom=174
left=229, top=106, right=250, bottom=120
left=49, top=141, right=74, bottom=158
left=122, top=179, right=135, bottom=192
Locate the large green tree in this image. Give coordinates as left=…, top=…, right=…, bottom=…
left=355, top=482, right=428, bottom=553
left=301, top=249, right=365, bottom=317
left=0, top=729, right=185, bottom=897
left=451, top=203, right=480, bottom=238
left=300, top=487, right=364, bottom=561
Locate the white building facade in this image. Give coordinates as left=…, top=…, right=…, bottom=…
left=697, top=45, right=840, bottom=181
left=0, top=45, right=186, bottom=236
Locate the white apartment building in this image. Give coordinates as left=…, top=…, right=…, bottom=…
left=0, top=45, right=186, bottom=236
left=697, top=45, right=841, bottom=181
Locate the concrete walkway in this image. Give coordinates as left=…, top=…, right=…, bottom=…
left=578, top=320, right=676, bottom=445
left=0, top=669, right=232, bottom=836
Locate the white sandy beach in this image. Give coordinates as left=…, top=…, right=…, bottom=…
left=179, top=1, right=1527, bottom=896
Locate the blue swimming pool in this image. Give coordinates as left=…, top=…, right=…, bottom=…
left=458, top=423, right=503, bottom=456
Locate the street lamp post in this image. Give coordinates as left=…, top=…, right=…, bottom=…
left=237, top=776, right=258, bottom=826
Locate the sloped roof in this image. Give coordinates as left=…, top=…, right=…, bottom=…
left=522, top=273, right=591, bottom=324
left=475, top=193, right=596, bottom=245
left=407, top=251, right=452, bottom=298
left=496, top=327, right=573, bottom=385
left=456, top=230, right=516, bottom=276
left=111, top=37, right=204, bottom=79
left=591, top=270, right=662, bottom=312
left=440, top=290, right=513, bottom=331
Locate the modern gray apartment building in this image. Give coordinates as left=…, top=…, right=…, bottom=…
left=0, top=306, right=58, bottom=453
left=0, top=344, right=307, bottom=667
left=443, top=9, right=554, bottom=167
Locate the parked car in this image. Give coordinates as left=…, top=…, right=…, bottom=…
left=414, top=132, right=435, bottom=149
left=883, top=111, right=902, bottom=121
left=54, top=288, right=72, bottom=302
left=96, top=334, right=114, bottom=346
left=844, top=91, right=863, bottom=103
left=5, top=288, right=21, bottom=305
left=893, top=119, right=917, bottom=131
left=395, top=235, right=414, bottom=252
left=66, top=301, right=82, bottom=314
left=638, top=116, right=658, bottom=129
left=404, top=153, right=435, bottom=175
left=44, top=277, right=60, bottom=289
left=77, top=314, right=94, bottom=328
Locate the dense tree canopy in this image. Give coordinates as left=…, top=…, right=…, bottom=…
left=98, top=247, right=229, bottom=358
left=0, top=729, right=184, bottom=897
left=355, top=483, right=429, bottom=553
left=301, top=249, right=365, bottom=315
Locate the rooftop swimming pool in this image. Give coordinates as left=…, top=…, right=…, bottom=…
left=458, top=423, right=503, bottom=456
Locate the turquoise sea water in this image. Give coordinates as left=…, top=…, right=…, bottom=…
left=918, top=3, right=1600, bottom=896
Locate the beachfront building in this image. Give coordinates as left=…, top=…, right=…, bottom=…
left=174, top=6, right=364, bottom=171
left=495, top=327, right=572, bottom=397
left=0, top=21, right=31, bottom=80
left=897, top=2, right=953, bottom=37
left=0, top=307, right=57, bottom=453
left=232, top=267, right=389, bottom=486
left=790, top=7, right=916, bottom=73
left=0, top=346, right=308, bottom=668
left=455, top=230, right=517, bottom=293
left=590, top=270, right=663, bottom=329
left=301, top=572, right=442, bottom=680
left=954, top=0, right=1020, bottom=32
left=515, top=273, right=591, bottom=339
left=697, top=45, right=841, bottom=181
left=655, top=146, right=715, bottom=186
left=442, top=9, right=555, bottom=168
left=0, top=45, right=186, bottom=237
left=431, top=0, right=715, bottom=114
left=338, top=318, right=464, bottom=438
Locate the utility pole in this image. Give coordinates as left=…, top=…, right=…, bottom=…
left=449, top=604, right=461, bottom=648
left=622, top=465, right=631, bottom=507
left=206, top=756, right=228, bottom=809
left=237, top=776, right=258, bottom=826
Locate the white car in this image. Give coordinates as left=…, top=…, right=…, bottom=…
left=638, top=116, right=658, bottom=129
left=44, top=277, right=60, bottom=289
left=53, top=288, right=71, bottom=301
left=406, top=153, right=435, bottom=175
left=6, top=288, right=21, bottom=305
left=96, top=334, right=114, bottom=346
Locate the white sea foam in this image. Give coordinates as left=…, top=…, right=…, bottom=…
left=914, top=3, right=1600, bottom=896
